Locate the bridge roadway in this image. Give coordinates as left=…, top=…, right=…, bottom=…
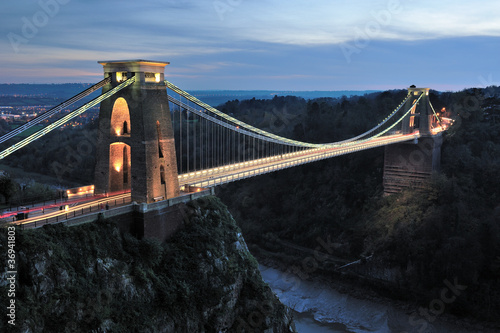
left=8, top=193, right=131, bottom=229
left=178, top=132, right=421, bottom=188
left=7, top=189, right=215, bottom=229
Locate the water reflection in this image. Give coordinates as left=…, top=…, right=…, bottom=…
left=294, top=312, right=352, bottom=332
left=259, top=265, right=495, bottom=333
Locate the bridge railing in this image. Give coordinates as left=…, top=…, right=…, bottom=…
left=13, top=188, right=215, bottom=230
left=15, top=196, right=132, bottom=230
left=188, top=134, right=419, bottom=188
left=178, top=149, right=316, bottom=183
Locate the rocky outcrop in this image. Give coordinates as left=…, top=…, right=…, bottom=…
left=0, top=196, right=296, bottom=332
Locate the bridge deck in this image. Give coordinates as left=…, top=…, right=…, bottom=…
left=179, top=133, right=420, bottom=188
left=5, top=189, right=214, bottom=229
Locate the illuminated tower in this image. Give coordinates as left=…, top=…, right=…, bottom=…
left=94, top=60, right=179, bottom=203
left=402, top=87, right=432, bottom=136
left=383, top=87, right=441, bottom=194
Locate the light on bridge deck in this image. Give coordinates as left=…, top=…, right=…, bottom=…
left=66, top=185, right=94, bottom=199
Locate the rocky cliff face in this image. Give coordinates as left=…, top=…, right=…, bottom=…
left=0, top=196, right=295, bottom=333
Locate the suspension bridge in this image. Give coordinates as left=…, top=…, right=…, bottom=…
left=0, top=60, right=450, bottom=236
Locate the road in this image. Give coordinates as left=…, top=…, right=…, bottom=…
left=178, top=133, right=422, bottom=188
left=4, top=192, right=131, bottom=228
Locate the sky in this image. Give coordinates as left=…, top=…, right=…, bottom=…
left=0, top=0, right=499, bottom=91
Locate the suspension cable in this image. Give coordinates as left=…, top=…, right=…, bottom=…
left=0, top=77, right=111, bottom=145
left=429, top=100, right=443, bottom=128
left=166, top=81, right=414, bottom=149
left=0, top=76, right=135, bottom=160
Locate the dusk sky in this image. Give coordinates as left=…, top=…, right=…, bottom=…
left=1, top=0, right=499, bottom=91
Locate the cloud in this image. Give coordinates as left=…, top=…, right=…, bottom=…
left=210, top=0, right=500, bottom=45
left=0, top=0, right=499, bottom=88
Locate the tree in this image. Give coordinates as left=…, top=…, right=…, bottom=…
left=0, top=174, right=17, bottom=203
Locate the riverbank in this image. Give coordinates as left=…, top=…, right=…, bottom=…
left=255, top=247, right=500, bottom=333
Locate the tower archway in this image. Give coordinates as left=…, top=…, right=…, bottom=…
left=111, top=97, right=131, bottom=136
left=109, top=142, right=131, bottom=192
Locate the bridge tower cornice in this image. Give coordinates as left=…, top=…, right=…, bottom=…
left=408, top=87, right=430, bottom=95
left=98, top=59, right=169, bottom=86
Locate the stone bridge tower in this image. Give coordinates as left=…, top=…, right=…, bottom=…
left=94, top=60, right=179, bottom=203
left=401, top=87, right=432, bottom=136
left=383, top=87, right=442, bottom=194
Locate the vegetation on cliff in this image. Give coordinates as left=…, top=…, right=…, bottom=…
left=0, top=196, right=294, bottom=332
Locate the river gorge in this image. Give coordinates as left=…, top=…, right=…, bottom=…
left=260, top=265, right=499, bottom=333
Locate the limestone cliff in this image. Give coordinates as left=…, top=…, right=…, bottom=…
left=0, top=196, right=295, bottom=332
